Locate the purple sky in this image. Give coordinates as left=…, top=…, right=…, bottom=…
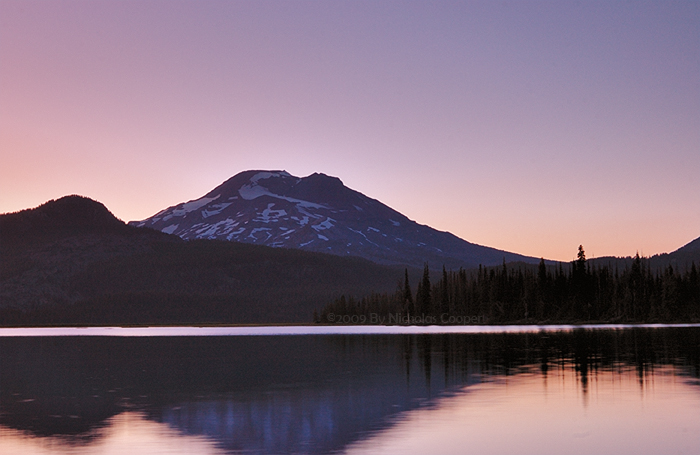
left=1, top=0, right=698, bottom=261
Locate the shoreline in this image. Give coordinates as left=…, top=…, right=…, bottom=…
left=1, top=323, right=700, bottom=337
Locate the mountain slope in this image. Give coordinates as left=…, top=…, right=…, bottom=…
left=645, top=235, right=700, bottom=271
left=0, top=196, right=407, bottom=324
left=131, top=170, right=539, bottom=268
left=675, top=236, right=700, bottom=254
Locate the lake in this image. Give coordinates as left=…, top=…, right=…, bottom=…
left=0, top=325, right=698, bottom=454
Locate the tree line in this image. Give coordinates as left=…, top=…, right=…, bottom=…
left=316, top=246, right=700, bottom=324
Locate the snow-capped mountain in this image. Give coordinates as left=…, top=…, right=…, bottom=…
left=130, top=170, right=538, bottom=268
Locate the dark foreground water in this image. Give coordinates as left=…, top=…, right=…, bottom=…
left=0, top=327, right=698, bottom=454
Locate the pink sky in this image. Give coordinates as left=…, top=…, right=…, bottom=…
left=1, top=1, right=698, bottom=261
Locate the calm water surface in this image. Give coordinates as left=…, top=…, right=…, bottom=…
left=0, top=327, right=698, bottom=454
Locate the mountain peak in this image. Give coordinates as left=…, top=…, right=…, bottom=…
left=131, top=170, right=537, bottom=268
left=1, top=195, right=127, bottom=242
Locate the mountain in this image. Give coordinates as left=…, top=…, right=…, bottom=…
left=675, top=236, right=700, bottom=254
left=130, top=170, right=539, bottom=269
left=643, top=235, right=700, bottom=271
left=0, top=196, right=408, bottom=324
left=582, top=236, right=700, bottom=272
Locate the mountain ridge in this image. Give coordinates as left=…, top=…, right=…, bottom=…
left=677, top=236, right=700, bottom=253
left=130, top=170, right=540, bottom=269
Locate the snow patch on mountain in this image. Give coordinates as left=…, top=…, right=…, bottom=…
left=238, top=174, right=326, bottom=209
left=256, top=203, right=287, bottom=223
left=195, top=218, right=240, bottom=238
left=293, top=216, right=310, bottom=226
left=248, top=227, right=272, bottom=241
left=250, top=171, right=292, bottom=183
left=311, top=217, right=335, bottom=232
left=172, top=195, right=220, bottom=217
left=202, top=202, right=233, bottom=218
left=348, top=227, right=380, bottom=248
left=162, top=224, right=179, bottom=234
left=226, top=228, right=245, bottom=240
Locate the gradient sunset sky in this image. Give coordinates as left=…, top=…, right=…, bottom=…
left=1, top=0, right=698, bottom=261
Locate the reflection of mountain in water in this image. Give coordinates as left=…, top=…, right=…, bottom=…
left=151, top=339, right=484, bottom=455
left=1, top=329, right=699, bottom=454
left=0, top=412, right=226, bottom=455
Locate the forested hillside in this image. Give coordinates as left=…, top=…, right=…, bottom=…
left=318, top=246, right=700, bottom=324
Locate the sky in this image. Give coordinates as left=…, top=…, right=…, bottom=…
left=1, top=0, right=698, bottom=262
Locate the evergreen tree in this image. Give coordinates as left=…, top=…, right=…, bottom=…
left=403, top=268, right=414, bottom=313
left=571, top=245, right=591, bottom=318
left=415, top=280, right=424, bottom=316
left=538, top=258, right=547, bottom=286
left=440, top=265, right=449, bottom=314
left=576, top=245, right=586, bottom=268
left=536, top=258, right=548, bottom=319
left=629, top=253, right=643, bottom=320
left=416, top=263, right=432, bottom=315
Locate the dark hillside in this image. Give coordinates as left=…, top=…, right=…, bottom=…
left=1, top=195, right=130, bottom=242
left=0, top=196, right=409, bottom=325
left=677, top=236, right=700, bottom=253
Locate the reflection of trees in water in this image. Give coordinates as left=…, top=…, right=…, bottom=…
left=409, top=328, right=700, bottom=395
left=324, top=328, right=700, bottom=409
left=0, top=329, right=698, bottom=453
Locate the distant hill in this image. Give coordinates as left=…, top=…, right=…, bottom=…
left=0, top=196, right=409, bottom=324
left=1, top=195, right=127, bottom=238
left=580, top=236, right=700, bottom=272
left=130, top=170, right=540, bottom=269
